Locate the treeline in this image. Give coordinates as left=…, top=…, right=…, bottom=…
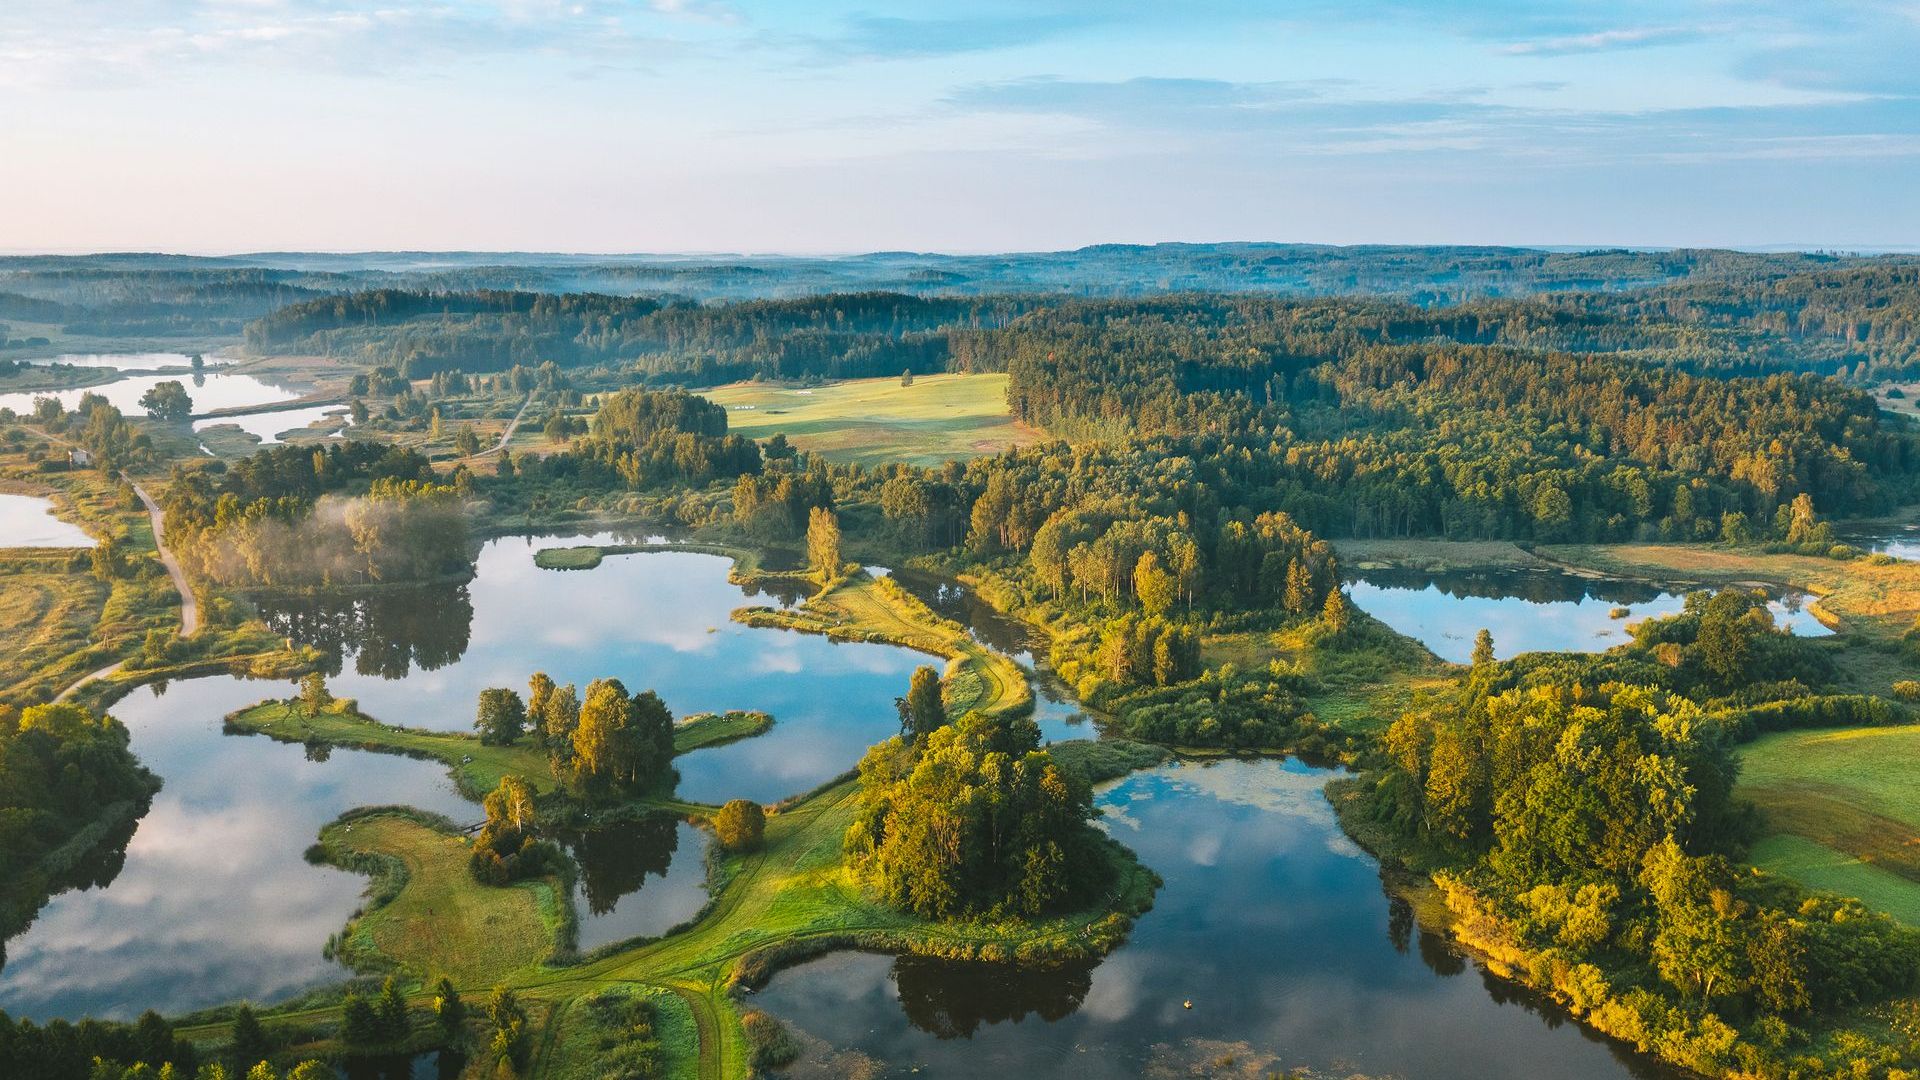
left=985, top=298, right=1914, bottom=534
left=1363, top=599, right=1919, bottom=1077
left=1453, top=264, right=1920, bottom=380
left=0, top=1007, right=214, bottom=1079
left=244, top=290, right=1035, bottom=380
left=163, top=442, right=469, bottom=588
left=234, top=258, right=1920, bottom=389
left=0, top=268, right=332, bottom=337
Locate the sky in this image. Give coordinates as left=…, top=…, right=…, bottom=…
left=2, top=0, right=1918, bottom=253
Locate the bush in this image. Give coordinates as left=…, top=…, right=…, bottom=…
left=740, top=1009, right=799, bottom=1068
left=714, top=799, right=766, bottom=852
left=1893, top=681, right=1920, bottom=702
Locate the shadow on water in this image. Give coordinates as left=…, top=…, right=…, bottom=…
left=1349, top=566, right=1674, bottom=606
left=893, top=955, right=1096, bottom=1039
left=257, top=584, right=475, bottom=679
left=0, top=538, right=912, bottom=1020
left=553, top=814, right=710, bottom=949
left=0, top=677, right=472, bottom=1021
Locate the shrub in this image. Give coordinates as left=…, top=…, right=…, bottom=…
left=714, top=799, right=766, bottom=852
left=741, top=1009, right=799, bottom=1068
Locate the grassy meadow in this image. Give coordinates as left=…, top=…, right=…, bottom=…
left=699, top=373, right=1039, bottom=467
left=320, top=809, right=567, bottom=985
left=1738, top=725, right=1920, bottom=924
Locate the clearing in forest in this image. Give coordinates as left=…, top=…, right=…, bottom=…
left=700, top=373, right=1038, bottom=467
left=1737, top=725, right=1920, bottom=925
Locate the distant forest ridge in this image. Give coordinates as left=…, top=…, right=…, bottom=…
left=7, top=244, right=1919, bottom=381
left=3, top=242, right=1917, bottom=311
left=229, top=263, right=1920, bottom=384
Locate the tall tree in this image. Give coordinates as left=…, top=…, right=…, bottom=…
left=573, top=678, right=674, bottom=787
left=484, top=775, right=538, bottom=836
left=433, top=977, right=466, bottom=1037
left=526, top=672, right=555, bottom=737
left=807, top=506, right=842, bottom=579
left=298, top=671, right=331, bottom=715
left=1134, top=551, right=1176, bottom=617
left=475, top=687, right=527, bottom=746
left=139, top=381, right=193, bottom=422
left=543, top=682, right=580, bottom=760
left=897, top=665, right=946, bottom=739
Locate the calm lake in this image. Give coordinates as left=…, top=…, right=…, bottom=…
left=0, top=492, right=94, bottom=548
left=0, top=370, right=299, bottom=418
left=0, top=537, right=911, bottom=1019
left=1840, top=522, right=1920, bottom=561
left=20, top=352, right=204, bottom=371
left=1348, top=567, right=1831, bottom=663
left=754, top=758, right=1670, bottom=1079
left=254, top=536, right=922, bottom=806
left=0, top=676, right=471, bottom=1021
left=195, top=404, right=352, bottom=446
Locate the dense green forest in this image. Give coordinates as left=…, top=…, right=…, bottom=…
left=7, top=246, right=1905, bottom=318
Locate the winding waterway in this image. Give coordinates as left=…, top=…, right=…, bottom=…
left=0, top=540, right=1679, bottom=1077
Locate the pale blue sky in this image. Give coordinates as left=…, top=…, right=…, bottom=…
left=3, top=1, right=1917, bottom=252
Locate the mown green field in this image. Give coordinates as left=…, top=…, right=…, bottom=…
left=699, top=374, right=1038, bottom=467
left=1737, top=725, right=1920, bottom=924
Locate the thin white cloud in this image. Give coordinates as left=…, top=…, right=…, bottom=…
left=1500, top=25, right=1710, bottom=56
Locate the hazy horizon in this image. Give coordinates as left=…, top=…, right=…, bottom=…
left=6, top=241, right=1920, bottom=260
